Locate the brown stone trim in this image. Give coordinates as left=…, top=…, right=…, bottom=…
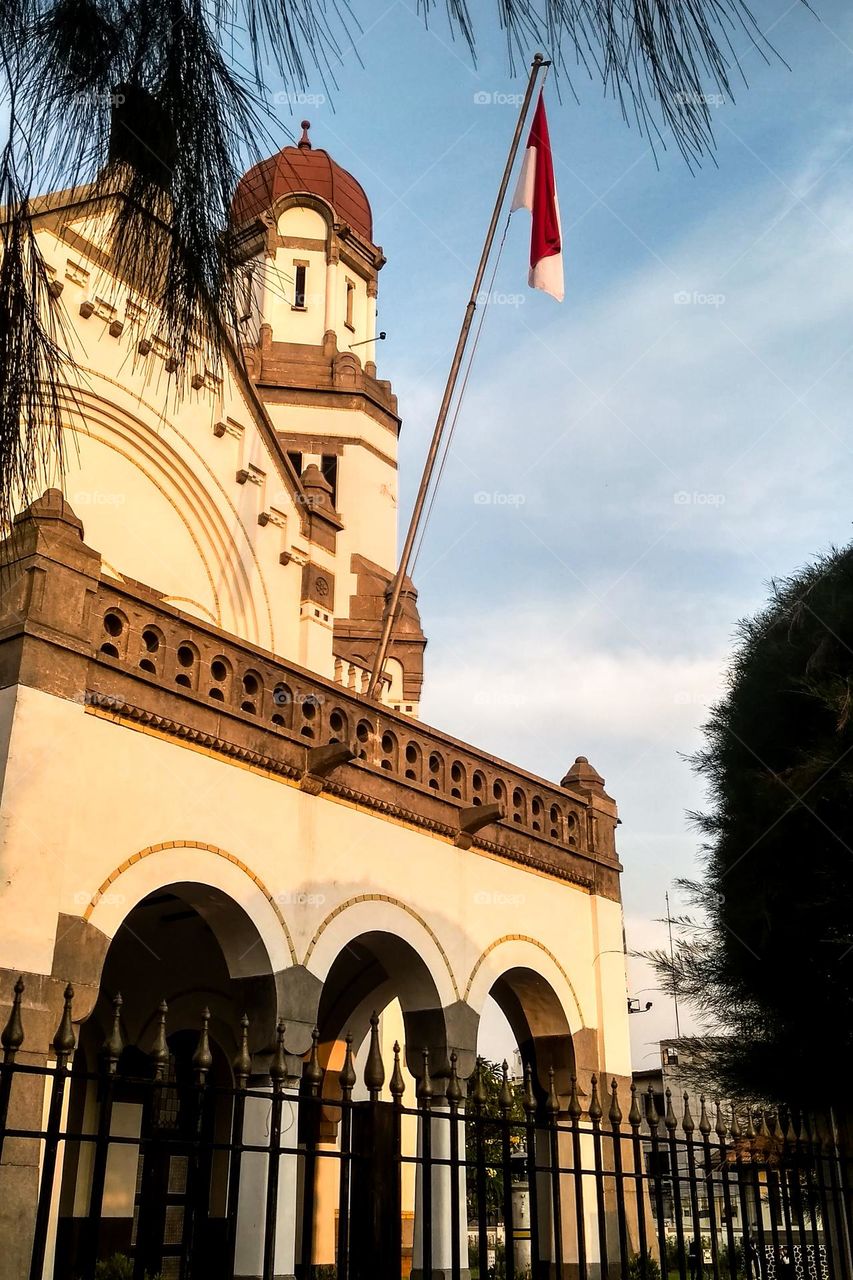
left=276, top=432, right=396, bottom=469
left=276, top=235, right=326, bottom=251
left=261, top=384, right=400, bottom=436
left=82, top=692, right=600, bottom=894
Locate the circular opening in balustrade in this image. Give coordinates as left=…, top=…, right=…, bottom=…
left=177, top=645, right=195, bottom=668
left=451, top=762, right=463, bottom=783
left=429, top=753, right=441, bottom=774
left=493, top=780, right=505, bottom=800
left=405, top=743, right=418, bottom=764
left=381, top=732, right=395, bottom=755
left=243, top=672, right=259, bottom=695
left=142, top=629, right=160, bottom=653
left=103, top=613, right=123, bottom=637
left=356, top=719, right=371, bottom=742
left=302, top=697, right=317, bottom=720
left=211, top=658, right=228, bottom=682
left=330, top=710, right=345, bottom=735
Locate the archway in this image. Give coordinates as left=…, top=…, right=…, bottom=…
left=57, top=883, right=279, bottom=1280
left=473, top=963, right=580, bottom=1280
left=307, top=926, right=459, bottom=1277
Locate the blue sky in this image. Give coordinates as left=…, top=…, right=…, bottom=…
left=255, top=0, right=853, bottom=1064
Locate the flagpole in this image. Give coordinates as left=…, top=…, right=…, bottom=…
left=367, top=52, right=549, bottom=701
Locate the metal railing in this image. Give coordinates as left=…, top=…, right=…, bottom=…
left=1, top=980, right=850, bottom=1280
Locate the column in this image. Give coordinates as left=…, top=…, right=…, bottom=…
left=234, top=1079, right=300, bottom=1280
left=412, top=1099, right=470, bottom=1280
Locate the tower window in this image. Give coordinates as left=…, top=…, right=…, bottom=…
left=293, top=263, right=307, bottom=310
left=287, top=450, right=303, bottom=477
left=345, top=279, right=355, bottom=330
left=321, top=454, right=338, bottom=508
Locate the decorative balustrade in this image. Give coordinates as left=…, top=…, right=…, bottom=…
left=90, top=580, right=617, bottom=880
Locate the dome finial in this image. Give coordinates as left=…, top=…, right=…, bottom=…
left=299, top=120, right=311, bottom=149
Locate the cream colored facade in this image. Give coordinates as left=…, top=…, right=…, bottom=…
left=0, top=137, right=632, bottom=1280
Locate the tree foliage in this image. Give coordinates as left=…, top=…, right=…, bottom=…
left=649, top=547, right=853, bottom=1105
left=1, top=0, right=796, bottom=526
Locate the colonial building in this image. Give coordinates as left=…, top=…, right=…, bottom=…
left=0, top=122, right=631, bottom=1279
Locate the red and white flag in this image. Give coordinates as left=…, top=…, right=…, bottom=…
left=511, top=92, right=563, bottom=301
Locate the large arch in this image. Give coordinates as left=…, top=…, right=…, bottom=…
left=58, top=383, right=278, bottom=647
left=83, top=841, right=296, bottom=974
left=57, top=878, right=283, bottom=1280
left=467, top=937, right=588, bottom=1101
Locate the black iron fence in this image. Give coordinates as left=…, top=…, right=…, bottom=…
left=1, top=980, right=851, bottom=1280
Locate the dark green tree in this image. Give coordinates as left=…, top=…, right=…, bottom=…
left=649, top=547, right=853, bottom=1106
left=0, top=0, right=798, bottom=527
left=466, top=1058, right=525, bottom=1222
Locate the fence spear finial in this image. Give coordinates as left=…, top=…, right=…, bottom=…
left=628, top=1081, right=642, bottom=1130
left=714, top=1099, right=727, bottom=1138
left=364, top=1011, right=384, bottom=1101
left=589, top=1073, right=603, bottom=1123
left=471, top=1057, right=487, bottom=1108
left=568, top=1074, right=582, bottom=1121
left=233, top=1014, right=251, bottom=1088
left=499, top=1059, right=513, bottom=1113
left=609, top=1078, right=622, bottom=1126
left=1, top=977, right=25, bottom=1062
left=699, top=1095, right=711, bottom=1136
left=664, top=1087, right=678, bottom=1132
left=271, top=1018, right=288, bottom=1085
left=448, top=1051, right=463, bottom=1108
left=104, top=993, right=124, bottom=1073
left=390, top=1040, right=405, bottom=1104
left=417, top=1047, right=433, bottom=1104
left=304, top=1026, right=322, bottom=1094
left=151, top=1000, right=169, bottom=1080
left=547, top=1066, right=560, bottom=1119
left=339, top=1032, right=356, bottom=1098
left=53, top=983, right=76, bottom=1065
left=192, top=1007, right=213, bottom=1082
left=523, top=1062, right=537, bottom=1118
left=682, top=1090, right=695, bottom=1134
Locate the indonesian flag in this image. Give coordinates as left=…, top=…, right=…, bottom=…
left=511, top=92, right=564, bottom=301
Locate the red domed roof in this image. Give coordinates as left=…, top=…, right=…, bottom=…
left=232, top=121, right=373, bottom=244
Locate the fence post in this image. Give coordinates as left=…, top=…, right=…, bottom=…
left=523, top=1063, right=543, bottom=1279
left=0, top=977, right=24, bottom=1167
left=29, top=983, right=75, bottom=1280
left=80, top=992, right=124, bottom=1275
left=350, top=1021, right=400, bottom=1279
left=629, top=1083, right=650, bottom=1280
left=224, top=1014, right=251, bottom=1279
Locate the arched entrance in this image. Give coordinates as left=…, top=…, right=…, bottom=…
left=57, top=883, right=279, bottom=1280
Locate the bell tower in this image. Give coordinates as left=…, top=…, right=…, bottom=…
left=231, top=123, right=426, bottom=712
